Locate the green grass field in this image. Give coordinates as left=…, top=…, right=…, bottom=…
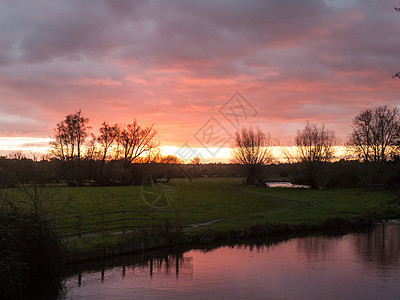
left=15, top=177, right=390, bottom=236
left=8, top=177, right=393, bottom=254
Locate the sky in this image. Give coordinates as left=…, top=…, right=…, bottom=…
left=0, top=0, right=400, bottom=161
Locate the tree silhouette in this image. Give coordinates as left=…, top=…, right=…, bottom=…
left=290, top=122, right=336, bottom=189
left=51, top=110, right=90, bottom=161
left=117, top=119, right=158, bottom=168
left=97, top=122, right=120, bottom=162
left=348, top=106, right=400, bottom=162
left=231, top=126, right=273, bottom=185
left=157, top=154, right=184, bottom=164
left=189, top=156, right=201, bottom=164
left=295, top=122, right=335, bottom=164
left=50, top=110, right=90, bottom=186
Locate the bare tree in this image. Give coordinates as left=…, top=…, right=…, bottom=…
left=50, top=110, right=90, bottom=161
left=97, top=122, right=120, bottom=162
left=295, top=122, right=336, bottom=164
left=158, top=154, right=184, bottom=164
left=117, top=119, right=158, bottom=168
left=289, top=122, right=336, bottom=189
left=8, top=151, right=26, bottom=160
left=50, top=110, right=90, bottom=186
left=348, top=106, right=400, bottom=162
left=189, top=156, right=201, bottom=164
left=83, top=133, right=98, bottom=161
left=231, top=126, right=273, bottom=185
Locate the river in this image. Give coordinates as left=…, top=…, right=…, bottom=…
left=62, top=224, right=400, bottom=299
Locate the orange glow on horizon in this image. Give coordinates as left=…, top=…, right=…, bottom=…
left=0, top=138, right=350, bottom=163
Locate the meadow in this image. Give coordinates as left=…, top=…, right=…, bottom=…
left=7, top=176, right=393, bottom=256
left=33, top=177, right=389, bottom=235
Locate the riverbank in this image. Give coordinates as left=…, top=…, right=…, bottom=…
left=55, top=178, right=397, bottom=263
left=64, top=213, right=382, bottom=264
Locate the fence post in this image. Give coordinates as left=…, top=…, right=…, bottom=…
left=175, top=210, right=179, bottom=228
left=78, top=215, right=82, bottom=238
left=122, top=210, right=126, bottom=234
left=101, top=212, right=105, bottom=235
left=150, top=210, right=153, bottom=230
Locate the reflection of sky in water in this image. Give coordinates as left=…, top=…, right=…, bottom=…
left=267, top=182, right=310, bottom=188
left=64, top=225, right=400, bottom=299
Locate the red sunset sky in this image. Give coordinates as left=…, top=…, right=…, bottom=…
left=0, top=0, right=400, bottom=159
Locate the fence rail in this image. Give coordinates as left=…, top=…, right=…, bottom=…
left=366, top=183, right=385, bottom=189
left=51, top=209, right=192, bottom=238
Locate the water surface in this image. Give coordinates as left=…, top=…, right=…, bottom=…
left=267, top=181, right=310, bottom=188
left=63, top=224, right=400, bottom=299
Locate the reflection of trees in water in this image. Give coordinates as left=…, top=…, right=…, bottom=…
left=69, top=227, right=400, bottom=287
left=67, top=236, right=294, bottom=287
left=234, top=242, right=277, bottom=253
left=295, top=225, right=400, bottom=268
left=353, top=224, right=400, bottom=268
left=147, top=255, right=193, bottom=279
left=67, top=248, right=193, bottom=286
left=196, top=236, right=293, bottom=254
left=296, top=236, right=338, bottom=263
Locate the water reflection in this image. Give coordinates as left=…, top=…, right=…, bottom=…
left=296, top=235, right=338, bottom=262
left=64, top=225, right=400, bottom=299
left=66, top=249, right=194, bottom=286
left=353, top=224, right=400, bottom=269
left=267, top=181, right=311, bottom=188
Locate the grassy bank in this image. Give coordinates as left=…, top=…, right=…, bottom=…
left=51, top=177, right=395, bottom=260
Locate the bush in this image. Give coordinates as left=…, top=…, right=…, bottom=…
left=0, top=212, right=64, bottom=299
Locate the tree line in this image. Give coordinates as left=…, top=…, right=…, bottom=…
left=0, top=105, right=399, bottom=189
left=51, top=110, right=159, bottom=166
left=232, top=105, right=400, bottom=188
left=47, top=110, right=188, bottom=185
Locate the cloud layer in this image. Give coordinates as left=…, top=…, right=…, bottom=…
left=0, top=0, right=399, bottom=149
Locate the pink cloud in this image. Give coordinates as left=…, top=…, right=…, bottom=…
left=0, top=0, right=399, bottom=151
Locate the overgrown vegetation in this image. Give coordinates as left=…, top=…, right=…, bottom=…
left=0, top=211, right=64, bottom=299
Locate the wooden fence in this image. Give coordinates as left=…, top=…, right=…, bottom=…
left=51, top=209, right=192, bottom=238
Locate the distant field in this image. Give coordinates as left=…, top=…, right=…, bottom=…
left=10, top=177, right=391, bottom=235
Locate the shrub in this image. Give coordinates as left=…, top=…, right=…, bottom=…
left=0, top=212, right=64, bottom=299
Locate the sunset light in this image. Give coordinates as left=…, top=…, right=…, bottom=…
left=0, top=1, right=399, bottom=154
left=1, top=2, right=400, bottom=298
left=0, top=137, right=52, bottom=156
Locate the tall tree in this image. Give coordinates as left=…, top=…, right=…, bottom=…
left=295, top=122, right=335, bottom=164
left=50, top=110, right=90, bottom=186
left=51, top=110, right=90, bottom=161
left=348, top=106, right=400, bottom=162
left=292, top=122, right=336, bottom=189
left=97, top=122, right=120, bottom=162
left=117, top=119, right=158, bottom=168
left=231, top=126, right=273, bottom=185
